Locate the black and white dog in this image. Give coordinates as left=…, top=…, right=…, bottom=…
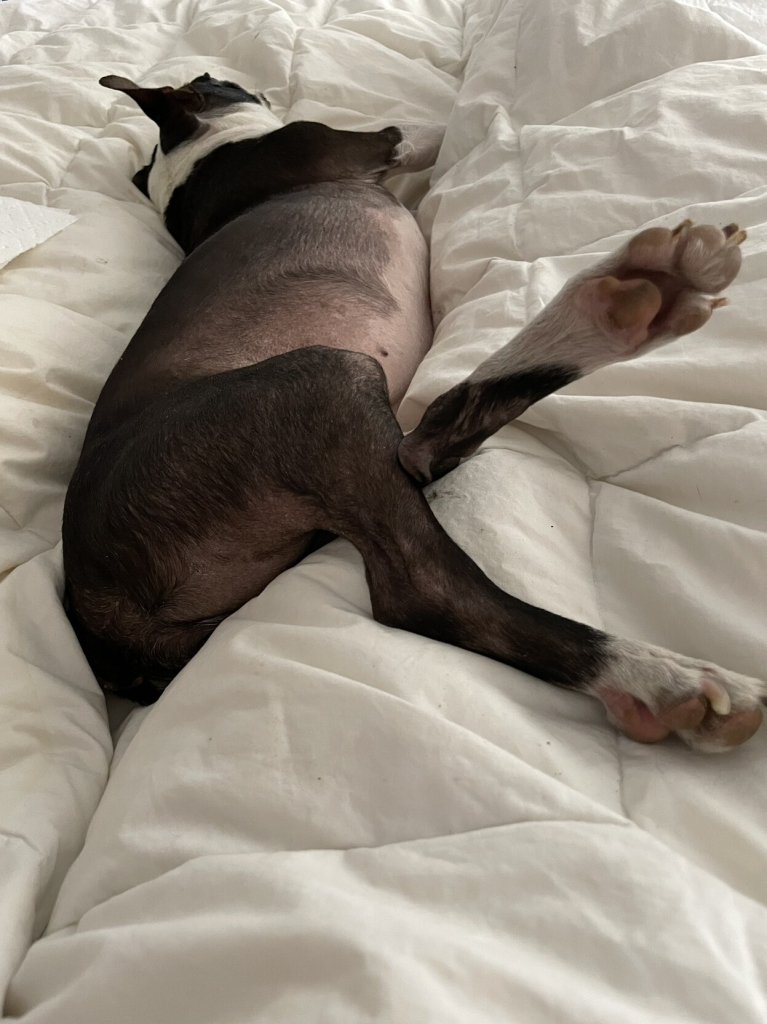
left=62, top=72, right=765, bottom=751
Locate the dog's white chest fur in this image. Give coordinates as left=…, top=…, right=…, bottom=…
left=147, top=104, right=283, bottom=213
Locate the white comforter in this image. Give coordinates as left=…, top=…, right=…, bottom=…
left=1, top=0, right=766, bottom=1020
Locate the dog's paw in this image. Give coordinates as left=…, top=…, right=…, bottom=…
left=574, top=221, right=745, bottom=357
left=623, top=220, right=745, bottom=295
left=588, top=638, right=765, bottom=752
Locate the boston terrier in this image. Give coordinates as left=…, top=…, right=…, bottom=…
left=62, top=72, right=765, bottom=751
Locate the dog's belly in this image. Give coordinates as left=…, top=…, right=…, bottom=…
left=90, top=186, right=432, bottom=437
left=216, top=204, right=431, bottom=406
left=299, top=207, right=431, bottom=406
left=348, top=208, right=432, bottom=404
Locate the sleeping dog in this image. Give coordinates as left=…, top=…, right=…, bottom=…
left=63, top=72, right=765, bottom=751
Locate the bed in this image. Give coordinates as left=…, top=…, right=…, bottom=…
left=1, top=0, right=766, bottom=1019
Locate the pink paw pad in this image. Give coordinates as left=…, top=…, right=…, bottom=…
left=576, top=276, right=663, bottom=348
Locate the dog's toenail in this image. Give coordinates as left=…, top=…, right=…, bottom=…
left=702, top=678, right=731, bottom=715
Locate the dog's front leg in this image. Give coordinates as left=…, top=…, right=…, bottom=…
left=399, top=221, right=745, bottom=483
left=386, top=122, right=446, bottom=176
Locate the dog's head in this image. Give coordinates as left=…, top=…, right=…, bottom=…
left=101, top=72, right=282, bottom=210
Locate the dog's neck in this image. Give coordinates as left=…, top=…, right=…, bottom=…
left=148, top=103, right=283, bottom=213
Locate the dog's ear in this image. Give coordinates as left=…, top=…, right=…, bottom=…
left=100, top=75, right=141, bottom=93
left=100, top=75, right=204, bottom=152
left=132, top=161, right=153, bottom=198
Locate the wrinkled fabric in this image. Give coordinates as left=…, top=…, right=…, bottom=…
left=1, top=0, right=766, bottom=1020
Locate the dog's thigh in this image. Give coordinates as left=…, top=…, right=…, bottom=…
left=64, top=346, right=413, bottom=699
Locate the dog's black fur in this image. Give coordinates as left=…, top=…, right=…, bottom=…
left=163, top=122, right=403, bottom=254
left=62, top=73, right=612, bottom=705
left=398, top=365, right=581, bottom=483
left=65, top=345, right=606, bottom=702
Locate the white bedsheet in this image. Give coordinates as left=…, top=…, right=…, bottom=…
left=1, top=0, right=766, bottom=1020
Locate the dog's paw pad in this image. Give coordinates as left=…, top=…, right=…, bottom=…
left=575, top=276, right=662, bottom=349
left=591, top=639, right=766, bottom=752
left=674, top=222, right=745, bottom=294
left=680, top=705, right=763, bottom=752
left=596, top=221, right=746, bottom=346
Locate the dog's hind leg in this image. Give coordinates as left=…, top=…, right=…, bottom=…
left=244, top=348, right=765, bottom=752
left=399, top=221, right=746, bottom=484
left=67, top=345, right=765, bottom=748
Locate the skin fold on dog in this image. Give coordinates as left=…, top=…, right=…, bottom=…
left=62, top=72, right=766, bottom=752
